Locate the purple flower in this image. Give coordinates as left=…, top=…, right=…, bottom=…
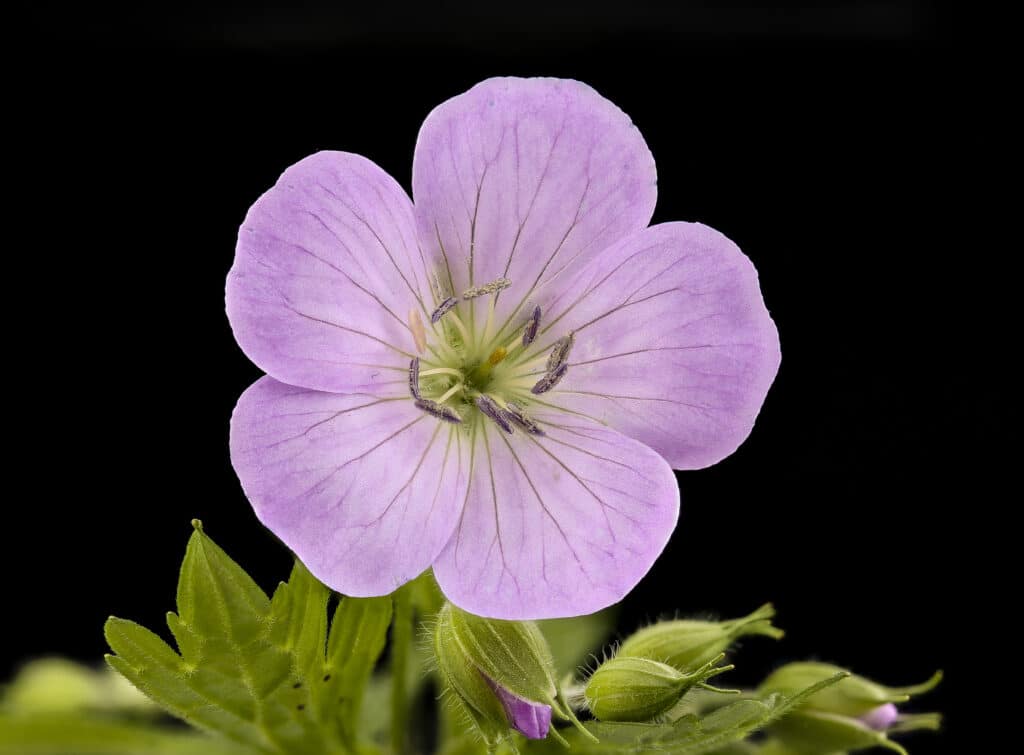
left=227, top=77, right=780, bottom=619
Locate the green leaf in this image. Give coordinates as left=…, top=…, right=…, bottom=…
left=275, top=560, right=331, bottom=678
left=324, top=595, right=393, bottom=743
left=105, top=521, right=336, bottom=754
left=176, top=520, right=270, bottom=645
left=0, top=713, right=258, bottom=755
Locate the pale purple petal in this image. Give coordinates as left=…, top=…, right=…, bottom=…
left=432, top=409, right=679, bottom=619
left=412, top=77, right=656, bottom=335
left=484, top=677, right=552, bottom=739
left=861, top=703, right=900, bottom=731
left=230, top=376, right=468, bottom=596
left=227, top=151, right=435, bottom=394
left=521, top=222, right=780, bottom=470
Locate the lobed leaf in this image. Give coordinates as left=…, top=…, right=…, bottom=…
left=104, top=521, right=368, bottom=754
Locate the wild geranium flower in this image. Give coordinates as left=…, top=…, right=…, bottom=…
left=227, top=77, right=780, bottom=619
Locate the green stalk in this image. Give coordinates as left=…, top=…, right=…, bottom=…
left=390, top=584, right=414, bottom=754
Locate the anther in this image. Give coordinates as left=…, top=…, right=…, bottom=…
left=546, top=333, right=574, bottom=372
left=531, top=363, right=568, bottom=395
left=461, top=277, right=511, bottom=300
left=475, top=395, right=513, bottom=434
left=487, top=346, right=508, bottom=366
left=415, top=398, right=462, bottom=423
left=430, top=296, right=458, bottom=323
left=505, top=402, right=545, bottom=436
left=522, top=305, right=541, bottom=346
left=408, top=357, right=421, bottom=399
left=409, top=308, right=427, bottom=353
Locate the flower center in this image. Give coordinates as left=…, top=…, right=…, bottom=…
left=406, top=277, right=571, bottom=435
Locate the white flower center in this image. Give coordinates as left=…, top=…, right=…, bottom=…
left=407, top=278, right=572, bottom=435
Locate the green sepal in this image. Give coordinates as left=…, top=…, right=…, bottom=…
left=433, top=603, right=519, bottom=746
left=447, top=604, right=559, bottom=706
left=768, top=710, right=909, bottom=754
left=758, top=663, right=943, bottom=717
left=585, top=655, right=735, bottom=723
left=617, top=604, right=784, bottom=673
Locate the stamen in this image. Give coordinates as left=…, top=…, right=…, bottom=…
left=420, top=367, right=463, bottom=378
left=408, top=357, right=421, bottom=399
left=415, top=398, right=462, bottom=423
left=409, top=308, right=427, bottom=353
left=430, top=296, right=458, bottom=324
left=461, top=277, right=511, bottom=300
left=522, top=305, right=541, bottom=346
left=487, top=346, right=508, bottom=366
left=505, top=402, right=545, bottom=436
left=546, top=332, right=574, bottom=372
left=446, top=309, right=472, bottom=347
left=436, top=383, right=463, bottom=404
left=531, top=363, right=568, bottom=395
left=480, top=296, right=497, bottom=351
left=475, top=394, right=513, bottom=434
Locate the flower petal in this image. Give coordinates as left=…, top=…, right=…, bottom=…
left=485, top=678, right=552, bottom=739
left=432, top=410, right=679, bottom=619
left=230, top=376, right=468, bottom=596
left=227, top=151, right=435, bottom=393
left=521, top=222, right=780, bottom=470
left=412, top=77, right=656, bottom=335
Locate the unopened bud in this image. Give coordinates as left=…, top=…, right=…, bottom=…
left=761, top=663, right=942, bottom=754
left=617, top=603, right=784, bottom=672
left=433, top=602, right=587, bottom=743
left=758, top=662, right=943, bottom=717
left=585, top=654, right=735, bottom=722
left=768, top=707, right=941, bottom=755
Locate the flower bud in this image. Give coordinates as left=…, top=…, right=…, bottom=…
left=758, top=662, right=942, bottom=717
left=761, top=663, right=942, bottom=754
left=767, top=708, right=942, bottom=754
left=617, top=603, right=784, bottom=672
left=433, top=602, right=584, bottom=743
left=585, top=654, right=735, bottom=722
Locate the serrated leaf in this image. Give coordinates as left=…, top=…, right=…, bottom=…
left=176, top=520, right=270, bottom=644
left=105, top=522, right=335, bottom=754
left=280, top=561, right=330, bottom=677
left=104, top=521, right=402, bottom=754
left=324, top=595, right=393, bottom=742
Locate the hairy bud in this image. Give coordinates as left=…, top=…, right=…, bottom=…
left=618, top=603, right=784, bottom=672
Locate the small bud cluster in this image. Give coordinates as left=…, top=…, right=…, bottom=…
left=431, top=601, right=942, bottom=750
left=582, top=604, right=782, bottom=723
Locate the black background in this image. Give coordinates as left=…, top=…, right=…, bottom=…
left=14, top=3, right=973, bottom=752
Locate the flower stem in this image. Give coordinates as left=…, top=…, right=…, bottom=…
left=390, top=583, right=414, bottom=755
